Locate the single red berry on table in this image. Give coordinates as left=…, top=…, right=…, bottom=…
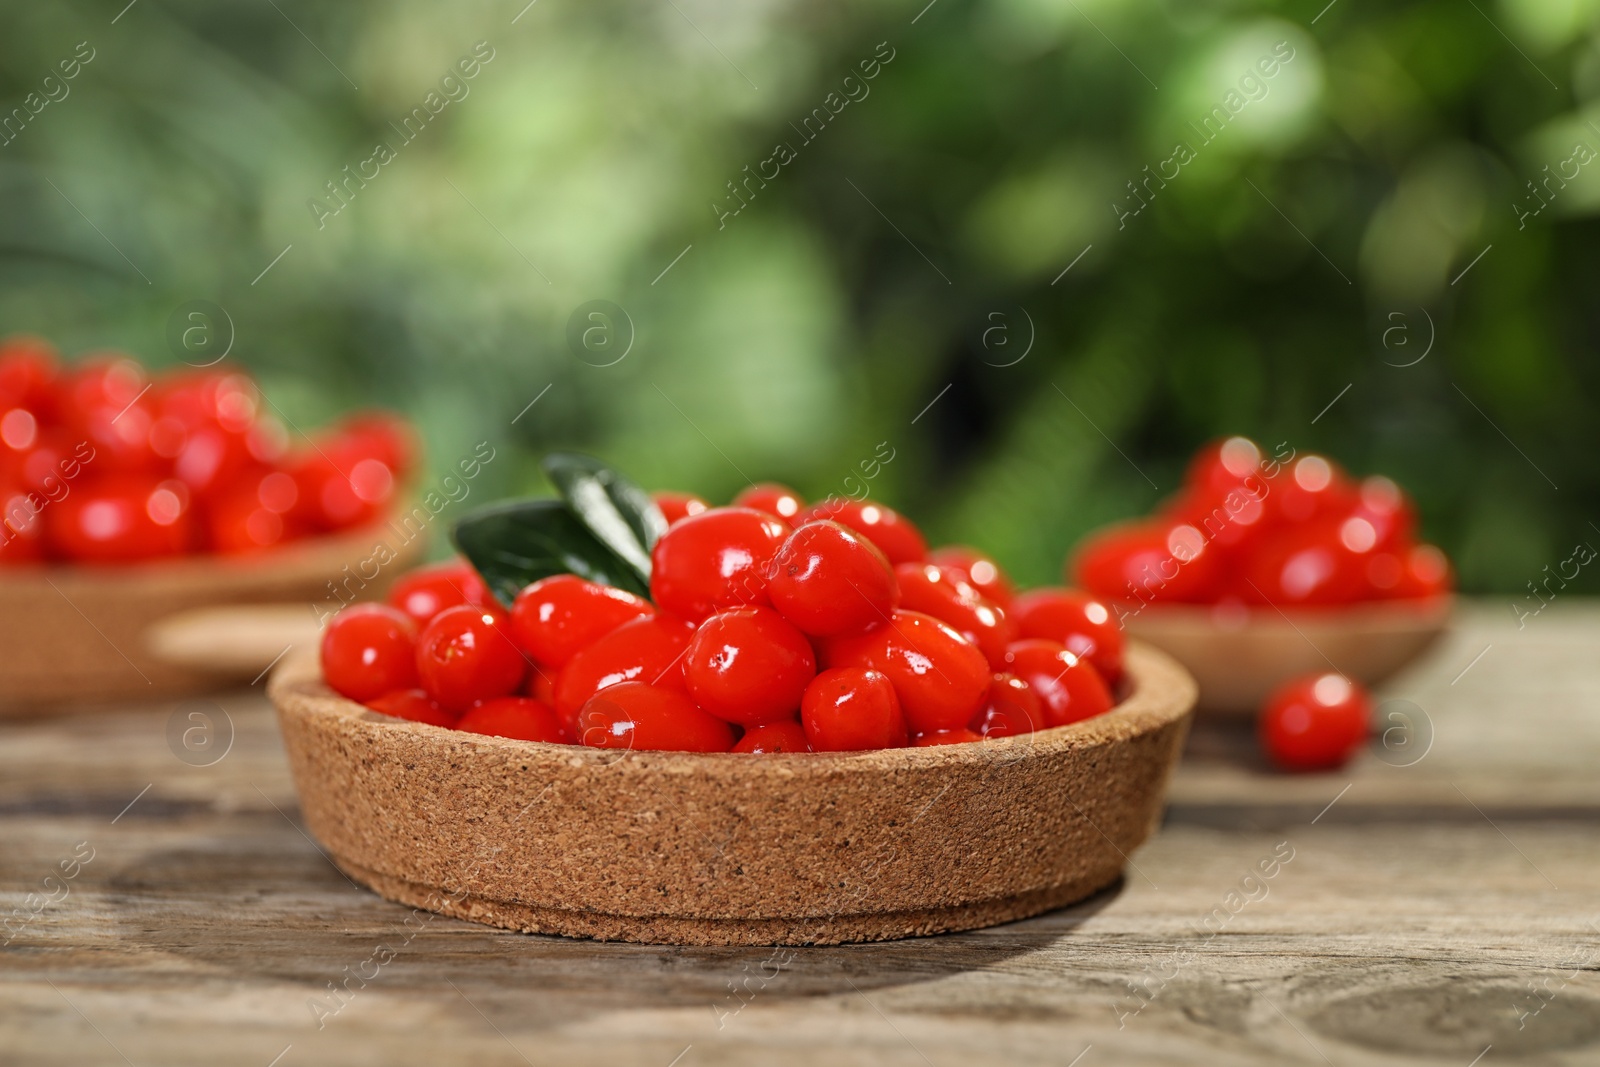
left=1010, top=587, right=1126, bottom=685
left=1072, top=520, right=1224, bottom=605
left=800, top=667, right=908, bottom=752
left=801, top=497, right=927, bottom=565
left=733, top=719, right=811, bottom=753
left=913, top=728, right=983, bottom=747
left=553, top=613, right=697, bottom=725
left=576, top=681, right=735, bottom=752
left=926, top=545, right=1015, bottom=607
left=414, top=604, right=526, bottom=712
left=766, top=520, right=898, bottom=637
left=683, top=605, right=816, bottom=725
left=970, top=673, right=1045, bottom=738
left=823, top=610, right=990, bottom=734
left=893, top=562, right=1016, bottom=670
left=1001, top=639, right=1114, bottom=728
left=322, top=604, right=419, bottom=703
left=1258, top=672, right=1371, bottom=771
left=366, top=688, right=456, bottom=728
left=387, top=559, right=489, bottom=627
left=732, top=482, right=805, bottom=524
left=510, top=574, right=653, bottom=667
left=653, top=490, right=708, bottom=526
left=457, top=696, right=569, bottom=743
left=649, top=506, right=789, bottom=621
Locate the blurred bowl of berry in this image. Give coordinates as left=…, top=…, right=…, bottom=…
left=268, top=454, right=1197, bottom=944
left=0, top=335, right=425, bottom=710
left=1068, top=436, right=1453, bottom=717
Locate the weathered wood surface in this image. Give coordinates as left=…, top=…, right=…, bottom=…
left=2, top=600, right=1598, bottom=1066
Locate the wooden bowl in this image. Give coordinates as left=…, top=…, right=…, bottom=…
left=267, top=641, right=1196, bottom=946
left=1124, top=596, right=1452, bottom=718
left=0, top=516, right=425, bottom=713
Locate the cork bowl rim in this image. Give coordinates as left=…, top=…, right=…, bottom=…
left=268, top=639, right=1197, bottom=773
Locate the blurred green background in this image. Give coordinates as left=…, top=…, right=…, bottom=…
left=3, top=0, right=1597, bottom=593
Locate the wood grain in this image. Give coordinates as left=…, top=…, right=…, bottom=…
left=2, top=600, right=1598, bottom=1066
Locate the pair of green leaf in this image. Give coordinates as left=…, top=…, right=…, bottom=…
left=451, top=453, right=667, bottom=607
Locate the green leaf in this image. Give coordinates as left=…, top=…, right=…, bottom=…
left=451, top=498, right=652, bottom=607
left=540, top=451, right=666, bottom=587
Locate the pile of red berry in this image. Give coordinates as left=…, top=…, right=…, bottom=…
left=321, top=484, right=1127, bottom=752
left=1072, top=436, right=1452, bottom=610
left=0, top=336, right=413, bottom=564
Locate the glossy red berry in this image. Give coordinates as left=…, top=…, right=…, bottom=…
left=1265, top=454, right=1358, bottom=527
left=893, top=562, right=1016, bottom=670
left=801, top=498, right=927, bottom=565
left=926, top=545, right=1015, bottom=607
left=553, top=614, right=697, bottom=725
left=800, top=667, right=908, bottom=751
left=913, top=728, right=983, bottom=747
left=970, top=674, right=1045, bottom=737
left=366, top=688, right=456, bottom=728
left=0, top=488, right=46, bottom=564
left=653, top=490, right=708, bottom=526
left=823, top=610, right=990, bottom=734
left=1346, top=476, right=1416, bottom=551
left=649, top=506, right=788, bottom=621
left=1185, top=436, right=1264, bottom=495
left=457, top=696, right=569, bottom=743
left=683, top=606, right=816, bottom=725
left=1392, top=544, right=1452, bottom=599
left=510, top=574, right=654, bottom=667
left=1010, top=587, right=1125, bottom=685
left=732, top=482, right=805, bottom=524
left=321, top=604, right=419, bottom=703
left=1258, top=672, right=1370, bottom=771
left=1000, top=639, right=1114, bottom=728
left=576, top=681, right=735, bottom=752
left=46, top=476, right=192, bottom=562
left=414, top=604, right=526, bottom=712
left=386, top=559, right=489, bottom=627
left=1072, top=520, right=1224, bottom=604
left=1238, top=525, right=1368, bottom=606
left=331, top=411, right=416, bottom=478
left=766, top=521, right=898, bottom=637
left=0, top=336, right=60, bottom=416
left=732, top=719, right=811, bottom=753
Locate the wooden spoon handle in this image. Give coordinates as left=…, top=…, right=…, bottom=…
left=145, top=604, right=323, bottom=675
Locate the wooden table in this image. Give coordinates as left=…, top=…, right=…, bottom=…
left=4, top=601, right=1597, bottom=1066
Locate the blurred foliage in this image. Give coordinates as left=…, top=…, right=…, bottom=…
left=3, top=0, right=1599, bottom=594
